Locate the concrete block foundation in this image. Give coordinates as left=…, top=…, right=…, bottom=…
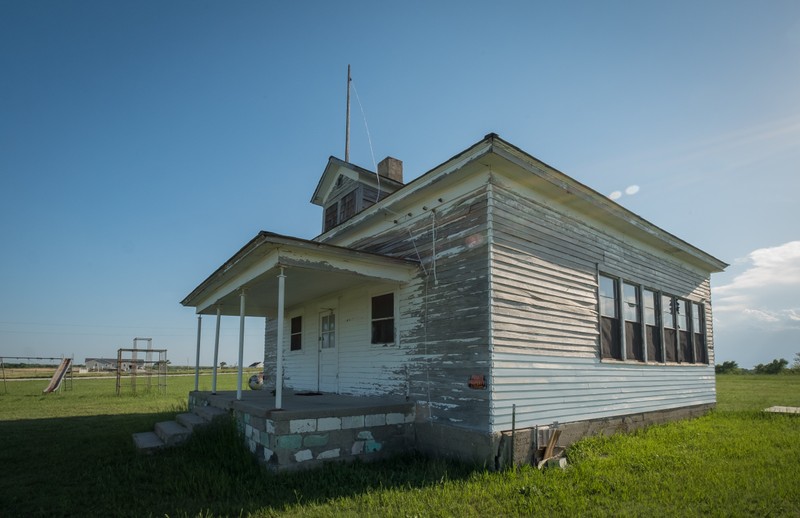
left=189, top=391, right=714, bottom=472
left=189, top=391, right=415, bottom=472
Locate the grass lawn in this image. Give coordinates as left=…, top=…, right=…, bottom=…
left=1, top=374, right=798, bottom=517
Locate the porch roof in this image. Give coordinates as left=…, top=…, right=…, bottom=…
left=181, top=231, right=419, bottom=317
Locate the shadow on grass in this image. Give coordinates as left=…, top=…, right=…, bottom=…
left=0, top=412, right=478, bottom=517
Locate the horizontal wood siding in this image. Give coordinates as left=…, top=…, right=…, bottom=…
left=491, top=353, right=715, bottom=428
left=280, top=307, right=322, bottom=391
left=345, top=186, right=492, bottom=431
left=336, top=287, right=409, bottom=396
left=489, top=179, right=716, bottom=431
left=264, top=286, right=410, bottom=395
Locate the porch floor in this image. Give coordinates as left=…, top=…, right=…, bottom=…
left=188, top=389, right=417, bottom=470
left=190, top=389, right=414, bottom=420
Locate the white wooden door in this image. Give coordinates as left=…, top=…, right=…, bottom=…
left=318, top=311, right=338, bottom=393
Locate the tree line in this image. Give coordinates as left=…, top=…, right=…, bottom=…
left=716, top=352, right=800, bottom=375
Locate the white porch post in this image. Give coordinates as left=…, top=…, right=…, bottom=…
left=275, top=267, right=286, bottom=409
left=236, top=289, right=246, bottom=401
left=268, top=317, right=269, bottom=378
left=193, top=315, right=202, bottom=391
left=212, top=306, right=221, bottom=394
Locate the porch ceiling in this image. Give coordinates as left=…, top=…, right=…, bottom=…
left=182, top=231, right=419, bottom=317
left=205, top=265, right=387, bottom=317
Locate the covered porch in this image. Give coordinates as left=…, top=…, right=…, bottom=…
left=181, top=231, right=419, bottom=409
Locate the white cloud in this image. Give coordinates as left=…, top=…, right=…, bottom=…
left=741, top=308, right=780, bottom=323
left=715, top=241, right=800, bottom=328
left=714, top=241, right=800, bottom=366
left=608, top=185, right=640, bottom=201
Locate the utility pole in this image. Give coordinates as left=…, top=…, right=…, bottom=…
left=345, top=64, right=351, bottom=162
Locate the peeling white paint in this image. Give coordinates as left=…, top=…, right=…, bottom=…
left=294, top=449, right=313, bottom=463
left=317, top=448, right=341, bottom=460
left=290, top=419, right=316, bottom=433
left=429, top=402, right=458, bottom=410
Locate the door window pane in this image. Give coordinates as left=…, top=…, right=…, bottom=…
left=321, top=314, right=335, bottom=349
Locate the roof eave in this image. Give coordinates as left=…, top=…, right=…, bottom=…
left=489, top=137, right=728, bottom=273
left=181, top=230, right=419, bottom=308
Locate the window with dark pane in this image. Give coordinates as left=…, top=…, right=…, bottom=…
left=691, top=303, right=707, bottom=364
left=324, top=203, right=338, bottom=232
left=340, top=190, right=357, bottom=222
left=290, top=316, right=302, bottom=351
left=623, top=282, right=644, bottom=361
left=371, top=293, right=395, bottom=344
left=675, top=299, right=692, bottom=362
left=599, top=275, right=621, bottom=360
left=662, top=295, right=678, bottom=362
left=643, top=289, right=662, bottom=362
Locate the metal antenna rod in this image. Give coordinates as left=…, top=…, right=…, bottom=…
left=345, top=64, right=351, bottom=162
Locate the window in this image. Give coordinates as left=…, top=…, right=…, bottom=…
left=371, top=293, right=395, bottom=344
left=320, top=313, right=335, bottom=349
left=675, top=299, right=691, bottom=363
left=599, top=275, right=617, bottom=319
left=599, top=275, right=621, bottom=360
left=643, top=289, right=662, bottom=362
left=622, top=283, right=639, bottom=322
left=340, top=190, right=356, bottom=221
left=662, top=295, right=677, bottom=362
left=623, top=282, right=644, bottom=361
left=598, top=273, right=707, bottom=366
left=290, top=316, right=302, bottom=351
left=324, top=203, right=338, bottom=232
left=691, top=303, right=708, bottom=364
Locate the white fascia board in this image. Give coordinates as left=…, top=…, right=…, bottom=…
left=278, top=248, right=417, bottom=283
left=194, top=253, right=280, bottom=314
left=491, top=142, right=728, bottom=273
left=191, top=243, right=416, bottom=314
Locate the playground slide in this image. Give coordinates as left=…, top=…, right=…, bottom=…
left=43, top=358, right=72, bottom=394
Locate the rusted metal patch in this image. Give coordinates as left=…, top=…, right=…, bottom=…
left=468, top=374, right=486, bottom=389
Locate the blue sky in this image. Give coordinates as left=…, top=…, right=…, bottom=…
left=1, top=1, right=798, bottom=369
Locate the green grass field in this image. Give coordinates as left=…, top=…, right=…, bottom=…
left=1, top=374, right=798, bottom=517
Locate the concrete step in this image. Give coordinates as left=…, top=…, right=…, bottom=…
left=194, top=405, right=228, bottom=422
left=133, top=431, right=165, bottom=453
left=133, top=405, right=229, bottom=455
left=176, top=412, right=207, bottom=431
left=154, top=420, right=191, bottom=446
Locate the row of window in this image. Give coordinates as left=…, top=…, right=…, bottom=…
left=598, top=274, right=707, bottom=364
left=288, top=293, right=396, bottom=351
